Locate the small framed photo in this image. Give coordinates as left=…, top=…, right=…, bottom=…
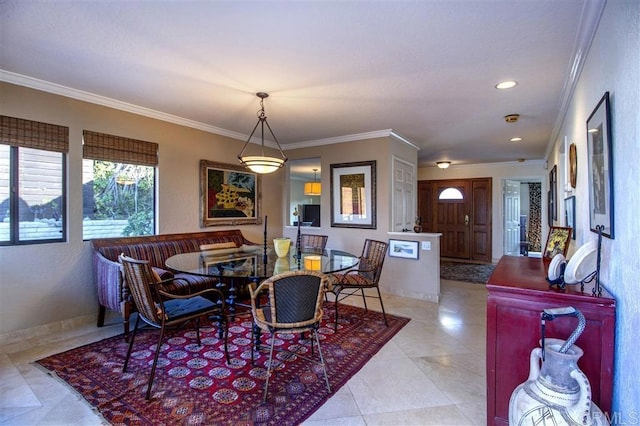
left=586, top=92, right=614, bottom=238
left=565, top=196, right=576, bottom=240
left=388, top=239, right=419, bottom=260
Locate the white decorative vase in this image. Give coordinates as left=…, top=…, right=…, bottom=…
left=273, top=238, right=291, bottom=257
left=509, top=338, right=607, bottom=425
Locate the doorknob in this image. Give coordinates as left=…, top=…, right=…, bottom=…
left=465, top=214, right=469, bottom=225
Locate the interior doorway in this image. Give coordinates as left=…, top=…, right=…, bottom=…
left=502, top=179, right=542, bottom=256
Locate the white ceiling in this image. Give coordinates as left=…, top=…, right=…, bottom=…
left=0, top=1, right=603, bottom=171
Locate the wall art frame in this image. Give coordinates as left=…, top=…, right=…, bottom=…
left=586, top=91, right=614, bottom=239
left=564, top=196, right=576, bottom=240
left=200, top=159, right=261, bottom=227
left=388, top=239, right=419, bottom=259
left=549, top=164, right=557, bottom=221
left=330, top=160, right=376, bottom=229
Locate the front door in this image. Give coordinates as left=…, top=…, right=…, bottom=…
left=419, top=177, right=492, bottom=262
left=436, top=180, right=471, bottom=259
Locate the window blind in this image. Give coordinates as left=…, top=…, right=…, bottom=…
left=83, top=130, right=158, bottom=167
left=0, top=115, right=69, bottom=153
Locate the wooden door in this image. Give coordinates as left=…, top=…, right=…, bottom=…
left=417, top=180, right=434, bottom=232
left=418, top=178, right=492, bottom=261
left=436, top=180, right=471, bottom=259
left=471, top=178, right=492, bottom=262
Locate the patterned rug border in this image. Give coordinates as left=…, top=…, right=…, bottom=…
left=35, top=302, right=409, bottom=426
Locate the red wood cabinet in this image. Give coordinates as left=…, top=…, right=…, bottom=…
left=486, top=256, right=615, bottom=425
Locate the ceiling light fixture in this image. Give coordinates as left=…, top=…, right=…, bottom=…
left=237, top=92, right=288, bottom=174
left=436, top=161, right=451, bottom=169
left=504, top=114, right=520, bottom=123
left=495, top=80, right=518, bottom=89
left=304, top=168, right=322, bottom=196
left=510, top=137, right=523, bottom=142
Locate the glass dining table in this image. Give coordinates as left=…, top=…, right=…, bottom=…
left=165, top=245, right=360, bottom=315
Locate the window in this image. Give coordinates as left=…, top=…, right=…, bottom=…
left=0, top=116, right=68, bottom=245
left=82, top=131, right=157, bottom=239
left=439, top=187, right=464, bottom=200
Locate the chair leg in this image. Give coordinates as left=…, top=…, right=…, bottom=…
left=333, top=291, right=340, bottom=332
left=312, top=329, right=331, bottom=393
left=146, top=326, right=166, bottom=400
left=97, top=305, right=106, bottom=327
left=376, top=287, right=389, bottom=327
left=360, top=288, right=368, bottom=311
left=222, top=316, right=230, bottom=364
left=123, top=314, right=142, bottom=372
left=263, top=334, right=277, bottom=403
left=195, top=317, right=201, bottom=346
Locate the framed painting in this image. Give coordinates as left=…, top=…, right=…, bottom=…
left=549, top=164, right=557, bottom=221
left=200, top=160, right=261, bottom=227
left=388, top=239, right=419, bottom=259
left=330, top=160, right=376, bottom=229
left=564, top=196, right=576, bottom=240
left=586, top=92, right=614, bottom=238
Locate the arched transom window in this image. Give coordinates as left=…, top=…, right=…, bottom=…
left=439, top=187, right=464, bottom=200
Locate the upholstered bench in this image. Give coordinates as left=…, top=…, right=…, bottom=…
left=92, top=229, right=257, bottom=337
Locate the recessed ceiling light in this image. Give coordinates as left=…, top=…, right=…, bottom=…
left=495, top=80, right=518, bottom=89
left=510, top=137, right=523, bottom=142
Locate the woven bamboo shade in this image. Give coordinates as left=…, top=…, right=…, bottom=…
left=83, top=130, right=158, bottom=166
left=0, top=115, right=69, bottom=153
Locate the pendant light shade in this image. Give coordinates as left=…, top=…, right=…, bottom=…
left=237, top=92, right=288, bottom=174
left=304, top=168, right=321, bottom=196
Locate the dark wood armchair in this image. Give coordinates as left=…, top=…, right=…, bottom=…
left=329, top=239, right=388, bottom=332
left=119, top=254, right=229, bottom=400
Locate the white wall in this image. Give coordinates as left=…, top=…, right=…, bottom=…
left=546, top=1, right=639, bottom=420
left=418, top=160, right=546, bottom=262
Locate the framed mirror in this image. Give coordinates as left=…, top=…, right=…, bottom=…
left=289, top=158, right=321, bottom=227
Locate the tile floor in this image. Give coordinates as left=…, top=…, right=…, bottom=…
left=0, top=279, right=487, bottom=425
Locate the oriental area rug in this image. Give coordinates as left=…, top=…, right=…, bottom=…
left=36, top=302, right=409, bottom=426
left=440, top=260, right=496, bottom=284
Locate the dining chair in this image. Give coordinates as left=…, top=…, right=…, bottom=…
left=329, top=239, right=388, bottom=332
left=119, top=254, right=229, bottom=400
left=298, top=234, right=328, bottom=253
left=249, top=270, right=331, bottom=402
left=543, top=226, right=573, bottom=258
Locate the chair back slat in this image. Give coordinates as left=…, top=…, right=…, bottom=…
left=119, top=254, right=161, bottom=324
left=273, top=275, right=321, bottom=323
left=299, top=234, right=328, bottom=252
left=254, top=270, right=327, bottom=330
left=358, top=239, right=388, bottom=283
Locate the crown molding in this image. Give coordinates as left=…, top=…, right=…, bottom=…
left=285, top=129, right=420, bottom=150
left=418, top=159, right=546, bottom=169
left=1, top=71, right=421, bottom=152
left=546, top=0, right=606, bottom=157
left=0, top=70, right=250, bottom=142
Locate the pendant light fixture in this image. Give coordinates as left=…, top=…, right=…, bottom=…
left=237, top=92, right=288, bottom=174
left=304, top=168, right=321, bottom=196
